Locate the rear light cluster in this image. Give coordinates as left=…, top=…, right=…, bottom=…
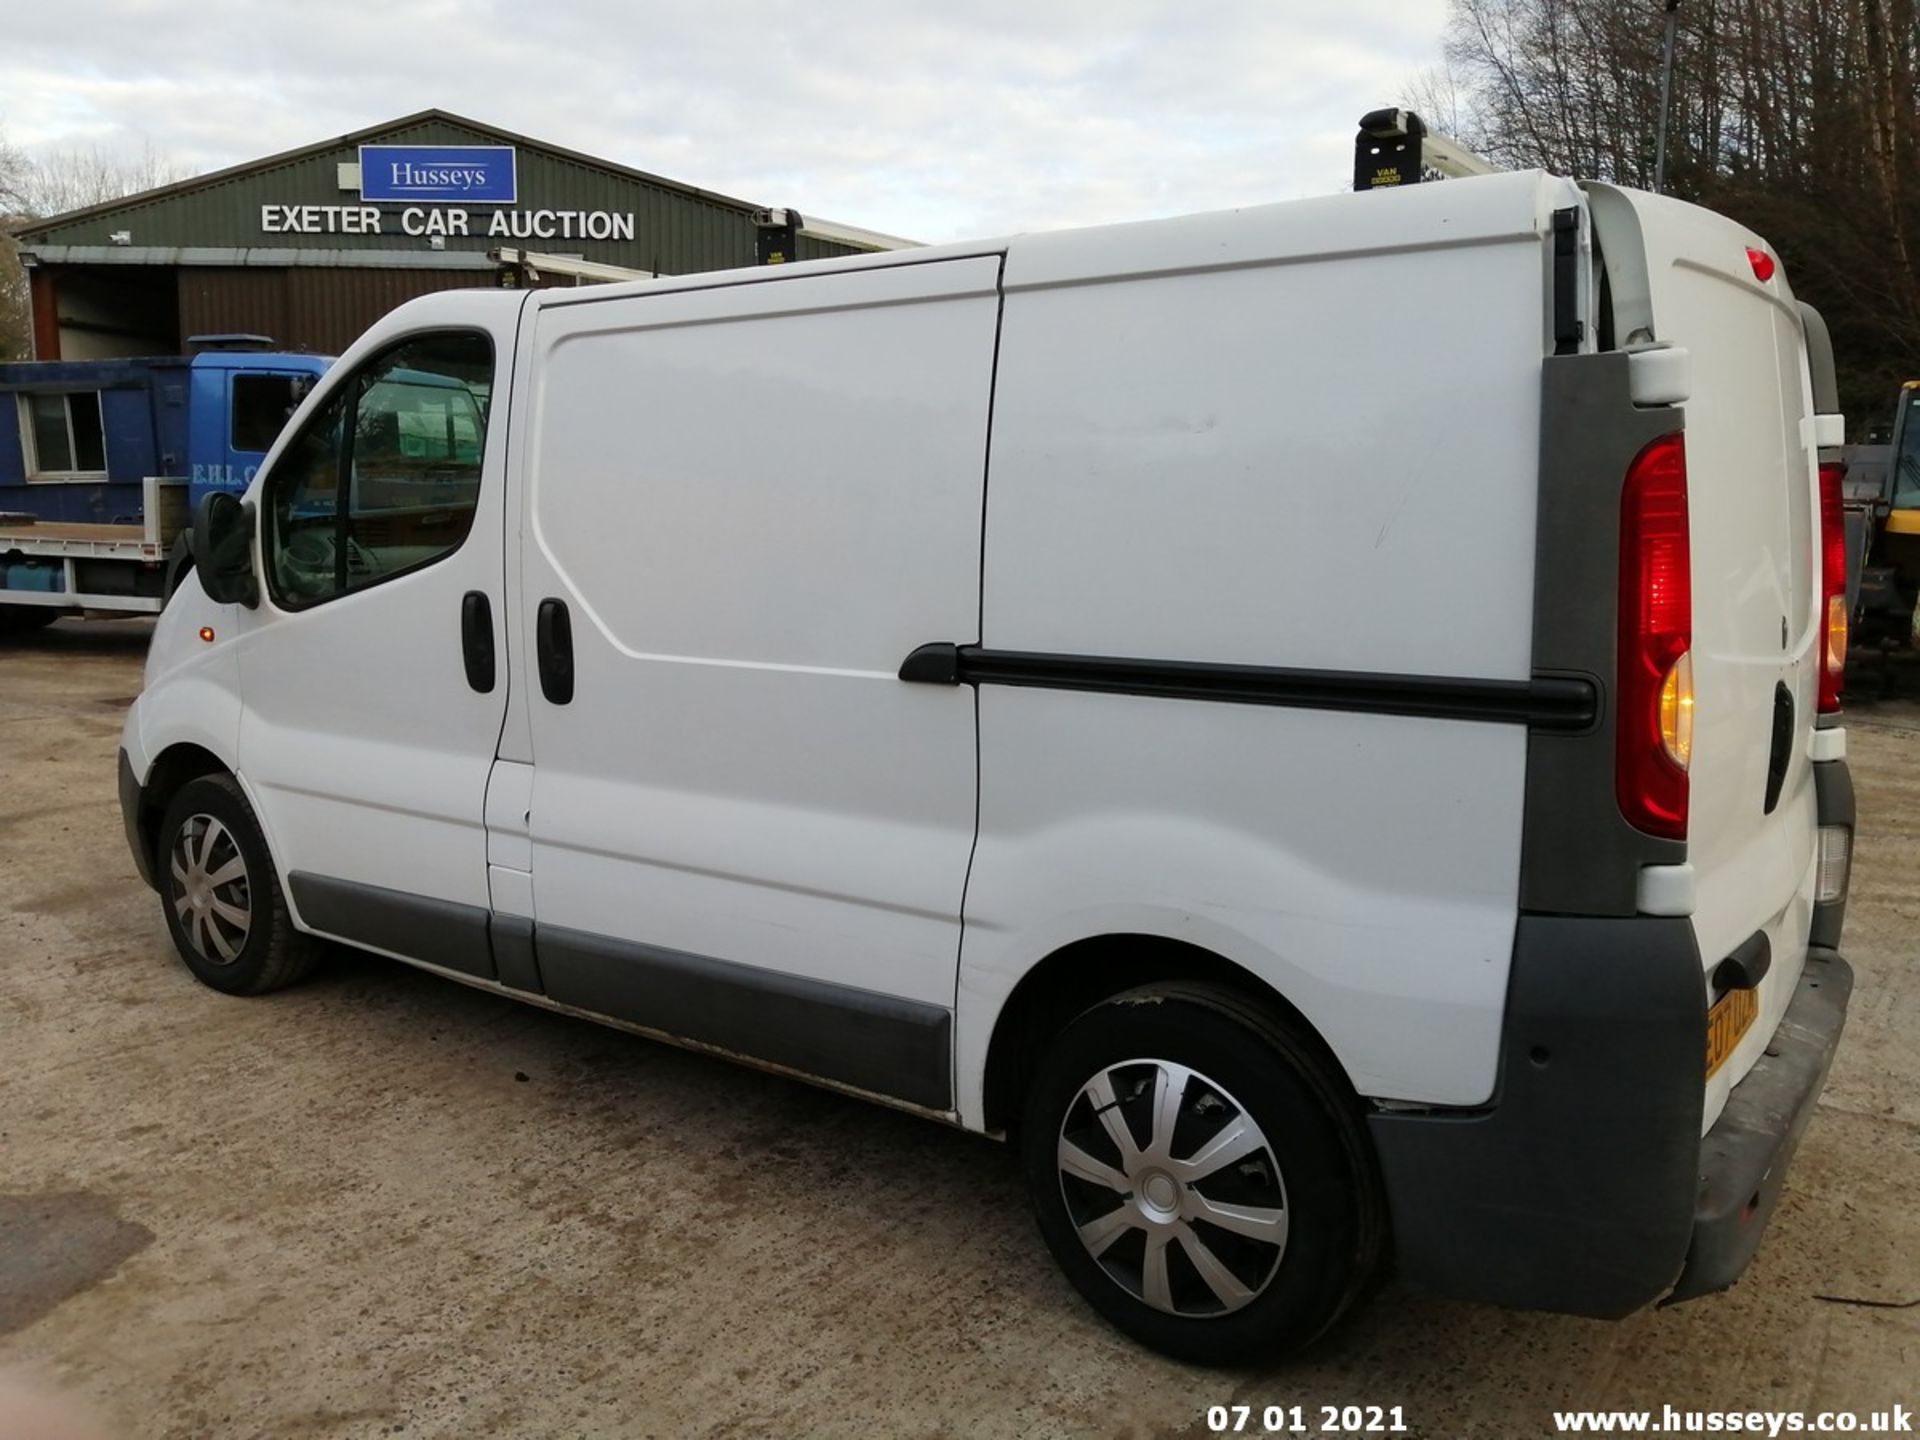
left=1817, top=461, right=1848, bottom=713
left=1618, top=432, right=1693, bottom=839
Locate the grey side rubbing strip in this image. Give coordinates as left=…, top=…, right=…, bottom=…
left=535, top=925, right=953, bottom=1110
left=489, top=913, right=543, bottom=994
left=287, top=874, right=953, bottom=1109
left=1522, top=352, right=1687, bottom=915
left=289, top=873, right=496, bottom=981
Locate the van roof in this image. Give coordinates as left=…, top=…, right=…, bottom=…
left=529, top=168, right=1578, bottom=312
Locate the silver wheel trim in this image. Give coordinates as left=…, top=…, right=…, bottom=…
left=168, top=813, right=252, bottom=965
left=1057, top=1058, right=1288, bottom=1318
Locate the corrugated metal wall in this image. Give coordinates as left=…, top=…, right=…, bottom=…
left=176, top=269, right=286, bottom=345
left=286, top=269, right=500, bottom=356
left=177, top=267, right=501, bottom=355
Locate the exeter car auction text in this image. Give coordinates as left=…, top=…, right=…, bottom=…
left=259, top=204, right=635, bottom=241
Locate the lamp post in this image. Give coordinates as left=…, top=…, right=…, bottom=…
left=1653, top=0, right=1682, bottom=193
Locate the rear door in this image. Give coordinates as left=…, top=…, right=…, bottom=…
left=1622, top=193, right=1822, bottom=1123
left=514, top=257, right=1001, bottom=1110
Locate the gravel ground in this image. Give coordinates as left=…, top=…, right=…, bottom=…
left=2, top=619, right=1916, bottom=1439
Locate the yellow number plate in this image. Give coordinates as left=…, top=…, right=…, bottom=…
left=1705, top=986, right=1760, bottom=1079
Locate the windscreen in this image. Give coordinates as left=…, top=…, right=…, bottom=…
left=231, top=374, right=307, bottom=453
left=1894, top=391, right=1920, bottom=511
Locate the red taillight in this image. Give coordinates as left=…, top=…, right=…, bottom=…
left=1618, top=432, right=1692, bottom=839
left=1746, top=246, right=1776, bottom=282
left=1818, top=460, right=1848, bottom=713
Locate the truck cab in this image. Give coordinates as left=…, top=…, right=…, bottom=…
left=183, top=343, right=332, bottom=508
left=0, top=341, right=329, bottom=623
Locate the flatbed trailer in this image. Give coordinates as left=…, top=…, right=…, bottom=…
left=0, top=474, right=189, bottom=616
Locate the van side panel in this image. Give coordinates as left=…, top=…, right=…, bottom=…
left=979, top=205, right=1553, bottom=679
left=517, top=259, right=999, bottom=1032
left=959, top=177, right=1573, bottom=1117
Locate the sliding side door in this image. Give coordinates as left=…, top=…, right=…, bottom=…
left=517, top=256, right=1002, bottom=1110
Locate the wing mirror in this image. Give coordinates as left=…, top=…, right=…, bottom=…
left=190, top=491, right=260, bottom=607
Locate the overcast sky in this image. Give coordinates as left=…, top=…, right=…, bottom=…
left=2, top=1, right=1449, bottom=242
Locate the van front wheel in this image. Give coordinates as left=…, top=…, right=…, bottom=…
left=157, top=774, right=321, bottom=995
left=1019, top=983, right=1384, bottom=1364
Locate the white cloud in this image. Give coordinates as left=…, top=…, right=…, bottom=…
left=1, top=0, right=1448, bottom=241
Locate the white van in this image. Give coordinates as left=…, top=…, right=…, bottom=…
left=119, top=169, right=1856, bottom=1363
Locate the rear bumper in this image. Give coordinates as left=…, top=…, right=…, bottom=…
left=1668, top=948, right=1853, bottom=1303
left=1371, top=917, right=1852, bottom=1319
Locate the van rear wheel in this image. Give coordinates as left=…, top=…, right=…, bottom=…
left=157, top=774, right=321, bottom=995
left=1019, top=982, right=1385, bottom=1364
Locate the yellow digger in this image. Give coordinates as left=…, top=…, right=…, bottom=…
left=1842, top=380, right=1920, bottom=664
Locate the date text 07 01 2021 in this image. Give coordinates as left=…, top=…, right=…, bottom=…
left=1209, top=1405, right=1410, bottom=1434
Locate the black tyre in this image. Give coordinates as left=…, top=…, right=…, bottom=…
left=157, top=773, right=321, bottom=995
left=1020, top=982, right=1386, bottom=1365
left=163, top=532, right=196, bottom=601
left=0, top=605, right=60, bottom=634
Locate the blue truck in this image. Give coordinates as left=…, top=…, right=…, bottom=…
left=0, top=340, right=330, bottom=628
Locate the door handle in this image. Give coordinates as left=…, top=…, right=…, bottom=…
left=1763, top=681, right=1792, bottom=814
left=537, top=597, right=574, bottom=705
left=461, top=591, right=495, bottom=693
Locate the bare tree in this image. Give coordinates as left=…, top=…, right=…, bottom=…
left=0, top=123, right=36, bottom=360
left=14, top=140, right=188, bottom=219
left=1438, top=0, right=1920, bottom=427
left=0, top=128, right=28, bottom=213
left=0, top=131, right=190, bottom=359
left=1403, top=60, right=1486, bottom=151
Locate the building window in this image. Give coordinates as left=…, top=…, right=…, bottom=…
left=20, top=392, right=108, bottom=480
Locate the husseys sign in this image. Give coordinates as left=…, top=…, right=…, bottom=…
left=361, top=145, right=517, bottom=203
left=257, top=144, right=636, bottom=243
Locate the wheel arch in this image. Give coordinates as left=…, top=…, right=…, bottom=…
left=163, top=532, right=196, bottom=600
left=977, top=934, right=1359, bottom=1138
left=133, top=742, right=233, bottom=880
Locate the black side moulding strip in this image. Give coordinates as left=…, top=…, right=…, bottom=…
left=898, top=642, right=1596, bottom=731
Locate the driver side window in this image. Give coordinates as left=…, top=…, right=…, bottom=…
left=265, top=331, right=493, bottom=608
